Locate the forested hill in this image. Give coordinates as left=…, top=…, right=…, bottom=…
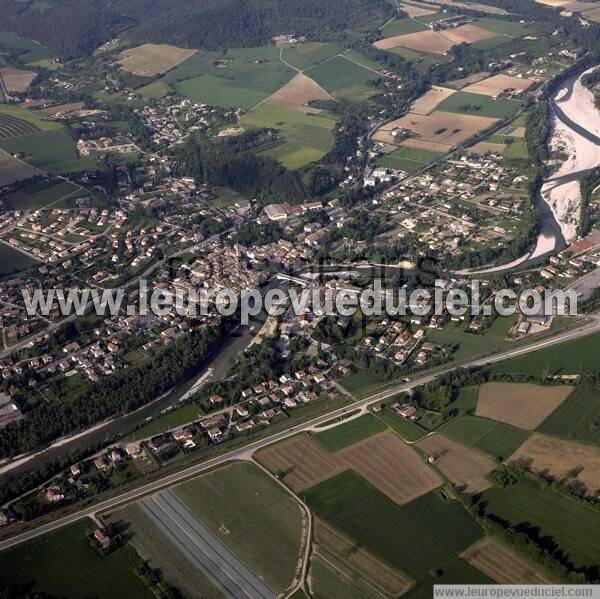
left=0, top=0, right=394, bottom=59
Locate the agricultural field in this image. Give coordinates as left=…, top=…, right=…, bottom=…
left=479, top=477, right=600, bottom=570
left=265, top=73, right=332, bottom=113
left=410, top=86, right=457, bottom=115
left=0, top=149, right=44, bottom=186
left=336, top=430, right=442, bottom=504
left=103, top=503, right=222, bottom=599
left=374, top=111, right=498, bottom=150
left=435, top=91, right=523, bottom=119
left=461, top=538, right=555, bottom=584
left=489, top=332, right=600, bottom=376
left=537, top=387, right=600, bottom=445
left=377, top=144, right=444, bottom=172
left=4, top=180, right=83, bottom=210
left=0, top=31, right=53, bottom=64
left=0, top=243, right=37, bottom=276
left=118, top=44, right=197, bottom=77
left=449, top=71, right=492, bottom=90
left=314, top=414, right=386, bottom=452
left=0, top=104, right=60, bottom=139
left=399, top=2, right=440, bottom=17
left=380, top=18, right=428, bottom=38
left=174, top=461, right=304, bottom=593
left=312, top=518, right=413, bottom=597
left=475, top=17, right=532, bottom=37
left=509, top=433, right=600, bottom=495
left=439, top=415, right=529, bottom=460
left=304, top=470, right=484, bottom=579
left=307, top=55, right=378, bottom=100
left=280, top=42, right=342, bottom=71
left=476, top=382, right=573, bottom=430
left=255, top=433, right=341, bottom=492
left=0, top=519, right=150, bottom=598
left=242, top=103, right=336, bottom=169
left=373, top=406, right=427, bottom=441
left=416, top=433, right=497, bottom=493
left=0, top=66, right=36, bottom=92
left=137, top=80, right=173, bottom=99
left=462, top=73, right=538, bottom=97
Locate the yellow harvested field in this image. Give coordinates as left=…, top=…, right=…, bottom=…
left=337, top=430, right=442, bottom=505
left=374, top=111, right=497, bottom=147
left=469, top=141, right=505, bottom=155
left=255, top=433, right=340, bottom=492
left=476, top=382, right=572, bottom=429
left=510, top=126, right=526, bottom=137
left=534, top=0, right=570, bottom=5
left=462, top=73, right=537, bottom=97
left=439, top=23, right=498, bottom=45
left=462, top=538, right=554, bottom=584
left=417, top=433, right=496, bottom=493
left=449, top=72, right=491, bottom=89
left=582, top=5, right=600, bottom=21
left=410, top=86, right=456, bottom=115
left=400, top=137, right=453, bottom=152
left=509, top=433, right=600, bottom=495
left=0, top=67, right=36, bottom=93
left=314, top=518, right=413, bottom=596
left=118, top=44, right=196, bottom=77
left=400, top=2, right=439, bottom=17
left=266, top=73, right=332, bottom=113
left=0, top=150, right=44, bottom=186
left=374, top=29, right=455, bottom=54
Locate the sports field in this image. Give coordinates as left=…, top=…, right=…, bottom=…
left=461, top=538, right=554, bottom=584
left=315, top=414, right=386, bottom=452
left=174, top=461, right=303, bottom=593
left=304, top=470, right=484, bottom=578
left=439, top=415, right=529, bottom=460
left=377, top=145, right=444, bottom=172
left=0, top=519, right=150, bottom=598
left=435, top=91, right=523, bottom=119
left=537, top=387, right=600, bottom=445
left=417, top=433, right=497, bottom=493
left=489, top=333, right=600, bottom=376
left=479, top=478, right=600, bottom=569
left=307, top=55, right=377, bottom=100
left=475, top=382, right=573, bottom=430
left=244, top=103, right=336, bottom=169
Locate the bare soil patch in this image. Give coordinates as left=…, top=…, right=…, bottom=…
left=374, top=29, right=455, bottom=54
left=417, top=433, right=496, bottom=493
left=440, top=23, right=498, bottom=45
left=266, top=73, right=332, bottom=113
left=469, top=141, right=505, bottom=155
left=374, top=111, right=497, bottom=147
left=509, top=433, right=600, bottom=495
left=255, top=433, right=340, bottom=492
left=313, top=518, right=413, bottom=596
left=118, top=44, right=196, bottom=77
left=0, top=150, right=44, bottom=186
left=463, top=73, right=536, bottom=97
left=0, top=67, right=36, bottom=93
left=534, top=0, right=570, bottom=5
left=476, top=382, right=572, bottom=429
left=400, top=137, right=453, bottom=152
left=337, top=430, right=442, bottom=504
left=410, top=86, right=456, bottom=115
left=462, top=538, right=554, bottom=583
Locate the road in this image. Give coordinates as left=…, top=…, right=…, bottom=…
left=140, top=489, right=274, bottom=599
left=1, top=315, right=599, bottom=553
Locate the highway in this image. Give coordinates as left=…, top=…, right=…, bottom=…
left=1, top=315, right=600, bottom=553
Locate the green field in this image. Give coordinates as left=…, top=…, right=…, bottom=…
left=436, top=91, right=522, bottom=119
left=0, top=105, right=61, bottom=140
left=374, top=407, right=426, bottom=441
left=479, top=477, right=600, bottom=570
left=388, top=46, right=423, bottom=61
left=162, top=50, right=220, bottom=83
left=503, top=138, right=528, bottom=159
left=304, top=471, right=483, bottom=578
left=243, top=103, right=336, bottom=169
left=175, top=461, right=303, bottom=593
left=211, top=186, right=248, bottom=208
left=0, top=244, right=37, bottom=275
left=281, top=42, right=342, bottom=70
left=104, top=503, right=222, bottom=599
left=489, top=332, right=600, bottom=376
left=137, top=79, right=173, bottom=99
left=123, top=403, right=201, bottom=442
left=381, top=18, right=428, bottom=37
left=6, top=180, right=83, bottom=210
left=342, top=49, right=381, bottom=71
left=537, top=387, right=600, bottom=445
left=315, top=414, right=386, bottom=452
left=476, top=17, right=530, bottom=37
left=0, top=31, right=53, bottom=64
left=307, top=55, right=377, bottom=100
left=439, top=415, right=529, bottom=460
left=378, top=145, right=444, bottom=172
left=0, top=520, right=150, bottom=598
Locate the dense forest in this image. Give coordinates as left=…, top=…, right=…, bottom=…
left=0, top=0, right=393, bottom=59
